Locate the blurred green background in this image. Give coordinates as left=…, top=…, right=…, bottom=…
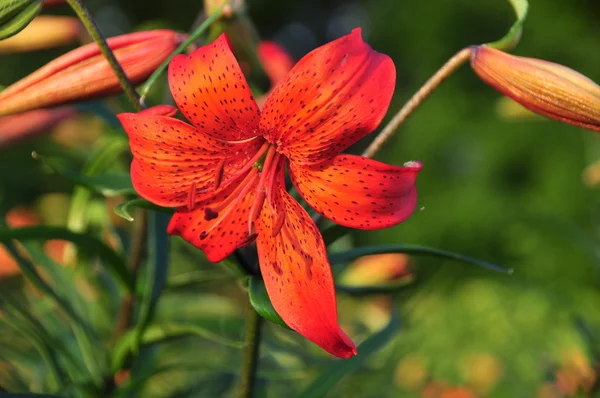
left=1, top=0, right=600, bottom=397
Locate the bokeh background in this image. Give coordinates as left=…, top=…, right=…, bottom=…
left=2, top=0, right=600, bottom=396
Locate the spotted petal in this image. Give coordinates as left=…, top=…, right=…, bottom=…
left=290, top=154, right=422, bottom=229
left=259, top=28, right=395, bottom=165
left=255, top=169, right=357, bottom=358
left=168, top=34, right=261, bottom=141
left=118, top=105, right=263, bottom=207
left=167, top=171, right=258, bottom=262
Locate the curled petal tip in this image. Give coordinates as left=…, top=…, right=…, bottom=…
left=471, top=45, right=600, bottom=133
left=331, top=329, right=358, bottom=359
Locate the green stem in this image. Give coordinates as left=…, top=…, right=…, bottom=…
left=362, top=47, right=472, bottom=158
left=139, top=5, right=226, bottom=103
left=65, top=0, right=142, bottom=111
left=239, top=302, right=263, bottom=398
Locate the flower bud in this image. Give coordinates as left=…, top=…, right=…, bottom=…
left=0, top=0, right=43, bottom=40
left=0, top=16, right=82, bottom=53
left=0, top=29, right=184, bottom=116
left=471, top=45, right=600, bottom=132
left=0, top=107, right=75, bottom=149
left=341, top=253, right=411, bottom=285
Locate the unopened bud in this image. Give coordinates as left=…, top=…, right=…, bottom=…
left=0, top=29, right=184, bottom=116
left=341, top=253, right=411, bottom=286
left=0, top=16, right=82, bottom=53
left=0, top=0, right=43, bottom=40
left=472, top=45, right=600, bottom=132
left=0, top=107, right=75, bottom=149
left=204, top=0, right=244, bottom=17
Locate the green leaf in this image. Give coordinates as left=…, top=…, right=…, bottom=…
left=329, top=244, right=512, bottom=274
left=111, top=323, right=244, bottom=372
left=248, top=277, right=289, bottom=329
left=0, top=303, right=66, bottom=391
left=487, top=0, right=528, bottom=51
left=132, top=212, right=170, bottom=351
left=0, top=0, right=42, bottom=40
left=296, top=310, right=401, bottom=398
left=0, top=394, right=65, bottom=397
left=65, top=137, right=129, bottom=234
left=0, top=226, right=132, bottom=292
left=35, top=153, right=134, bottom=197
left=335, top=277, right=414, bottom=296
left=114, top=198, right=173, bottom=222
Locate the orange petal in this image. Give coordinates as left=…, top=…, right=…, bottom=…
left=254, top=170, right=357, bottom=358
left=260, top=28, right=395, bottom=165
left=117, top=105, right=263, bottom=207
left=168, top=34, right=261, bottom=141
left=167, top=170, right=258, bottom=262
left=258, top=41, right=294, bottom=87
left=290, top=154, right=422, bottom=229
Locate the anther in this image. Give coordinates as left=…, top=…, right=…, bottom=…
left=187, top=182, right=196, bottom=210
left=239, top=233, right=258, bottom=248
left=213, top=158, right=225, bottom=189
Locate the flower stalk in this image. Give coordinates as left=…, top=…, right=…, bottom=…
left=239, top=303, right=263, bottom=398
left=65, top=0, right=142, bottom=111
left=362, top=47, right=472, bottom=158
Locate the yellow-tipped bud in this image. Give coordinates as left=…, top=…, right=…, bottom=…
left=0, top=29, right=184, bottom=116
left=471, top=45, right=600, bottom=132
left=0, top=16, right=82, bottom=53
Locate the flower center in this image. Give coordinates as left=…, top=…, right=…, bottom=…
left=195, top=144, right=286, bottom=245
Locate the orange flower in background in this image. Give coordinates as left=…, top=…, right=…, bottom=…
left=0, top=208, right=66, bottom=278
left=0, top=29, right=184, bottom=116
left=118, top=29, right=422, bottom=358
left=471, top=45, right=600, bottom=132
left=0, top=107, right=76, bottom=149
left=0, top=16, right=81, bottom=53
left=256, top=41, right=294, bottom=107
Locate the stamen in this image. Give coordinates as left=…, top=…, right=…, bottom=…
left=204, top=168, right=258, bottom=217
left=214, top=135, right=261, bottom=145
left=247, top=146, right=277, bottom=235
left=266, top=155, right=284, bottom=213
left=213, top=158, right=225, bottom=190
left=201, top=171, right=260, bottom=238
left=187, top=181, right=196, bottom=210
left=271, top=209, right=285, bottom=237
left=239, top=233, right=258, bottom=248
left=217, top=141, right=270, bottom=189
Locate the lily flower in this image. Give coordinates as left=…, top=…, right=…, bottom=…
left=117, top=29, right=422, bottom=358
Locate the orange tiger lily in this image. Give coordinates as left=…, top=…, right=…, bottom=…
left=117, top=29, right=421, bottom=358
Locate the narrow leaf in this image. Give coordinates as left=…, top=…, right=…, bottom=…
left=487, top=0, right=528, bottom=51
left=0, top=226, right=132, bottom=291
left=329, top=244, right=512, bottom=274
left=111, top=322, right=244, bottom=372
left=114, top=198, right=173, bottom=222
left=296, top=310, right=401, bottom=398
left=0, top=0, right=42, bottom=40
left=35, top=153, right=134, bottom=196
left=133, top=211, right=170, bottom=350
left=248, top=277, right=289, bottom=329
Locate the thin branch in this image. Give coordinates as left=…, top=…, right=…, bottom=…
left=238, top=302, right=263, bottom=398
left=66, top=0, right=142, bottom=111
left=362, top=47, right=472, bottom=158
